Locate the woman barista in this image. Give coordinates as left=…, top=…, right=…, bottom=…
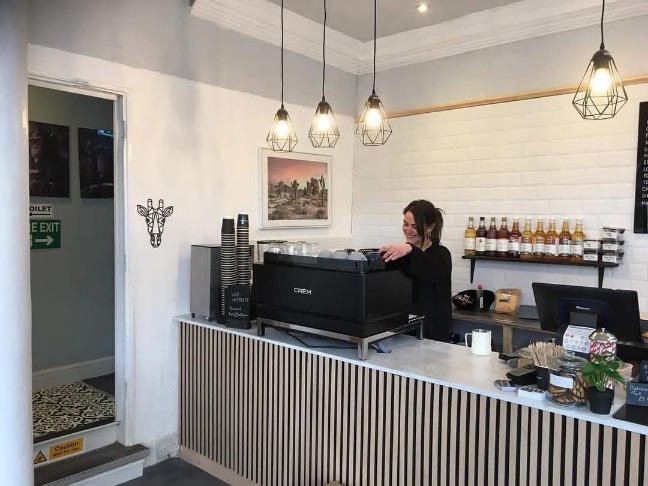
left=380, top=200, right=452, bottom=341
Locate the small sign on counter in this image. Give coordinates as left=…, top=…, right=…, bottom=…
left=562, top=325, right=593, bottom=354
left=225, top=284, right=252, bottom=330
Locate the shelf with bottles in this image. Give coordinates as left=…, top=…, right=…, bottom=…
left=463, top=216, right=618, bottom=288
left=461, top=255, right=618, bottom=288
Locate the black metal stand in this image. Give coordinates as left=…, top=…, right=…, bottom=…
left=257, top=315, right=425, bottom=360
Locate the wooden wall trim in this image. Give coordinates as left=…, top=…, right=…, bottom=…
left=370, top=76, right=648, bottom=121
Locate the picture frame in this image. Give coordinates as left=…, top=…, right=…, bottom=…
left=78, top=127, right=114, bottom=198
left=260, top=149, right=332, bottom=228
left=28, top=121, right=70, bottom=198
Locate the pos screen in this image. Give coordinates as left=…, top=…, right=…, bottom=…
left=532, top=283, right=641, bottom=343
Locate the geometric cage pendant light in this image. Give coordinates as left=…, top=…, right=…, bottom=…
left=572, top=0, right=628, bottom=120
left=267, top=0, right=298, bottom=152
left=355, top=0, right=392, bottom=146
left=309, top=0, right=340, bottom=148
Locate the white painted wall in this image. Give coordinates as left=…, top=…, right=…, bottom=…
left=28, top=45, right=356, bottom=446
left=352, top=84, right=648, bottom=311
left=24, top=0, right=648, bottom=457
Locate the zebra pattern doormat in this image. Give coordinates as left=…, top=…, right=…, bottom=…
left=33, top=382, right=115, bottom=443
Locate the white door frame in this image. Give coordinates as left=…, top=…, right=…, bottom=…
left=28, top=74, right=133, bottom=446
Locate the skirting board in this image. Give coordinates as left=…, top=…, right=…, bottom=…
left=180, top=448, right=258, bottom=486
left=33, top=357, right=115, bottom=392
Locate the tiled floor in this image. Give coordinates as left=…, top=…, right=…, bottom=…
left=122, top=458, right=231, bottom=485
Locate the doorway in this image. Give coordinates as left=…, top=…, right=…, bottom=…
left=28, top=81, right=126, bottom=449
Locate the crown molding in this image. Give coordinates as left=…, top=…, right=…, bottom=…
left=190, top=0, right=362, bottom=74
left=191, top=0, right=648, bottom=76
left=364, top=0, right=648, bottom=74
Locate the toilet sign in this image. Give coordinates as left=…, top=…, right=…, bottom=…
left=29, top=204, right=53, bottom=218
left=30, top=219, right=61, bottom=249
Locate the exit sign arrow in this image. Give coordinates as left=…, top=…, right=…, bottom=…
left=34, top=235, right=54, bottom=246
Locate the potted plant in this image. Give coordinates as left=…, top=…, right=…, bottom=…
left=581, top=355, right=626, bottom=415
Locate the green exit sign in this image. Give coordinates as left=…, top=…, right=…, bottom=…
left=30, top=219, right=61, bottom=250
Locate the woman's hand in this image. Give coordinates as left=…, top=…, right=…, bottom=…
left=379, top=243, right=413, bottom=262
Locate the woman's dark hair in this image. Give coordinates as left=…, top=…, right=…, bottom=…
left=403, top=199, right=444, bottom=243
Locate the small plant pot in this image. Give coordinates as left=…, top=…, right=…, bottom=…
left=588, top=387, right=614, bottom=415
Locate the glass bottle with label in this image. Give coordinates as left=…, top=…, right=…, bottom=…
left=571, top=218, right=585, bottom=261
left=508, top=217, right=521, bottom=258
left=486, top=217, right=497, bottom=256
left=496, top=217, right=510, bottom=257
left=464, top=216, right=476, bottom=256
left=532, top=218, right=545, bottom=258
left=558, top=218, right=572, bottom=258
left=475, top=217, right=487, bottom=255
left=520, top=218, right=533, bottom=260
left=544, top=218, right=558, bottom=259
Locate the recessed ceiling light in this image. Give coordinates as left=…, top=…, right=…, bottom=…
left=416, top=3, right=429, bottom=13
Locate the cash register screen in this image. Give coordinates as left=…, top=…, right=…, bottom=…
left=532, top=283, right=640, bottom=342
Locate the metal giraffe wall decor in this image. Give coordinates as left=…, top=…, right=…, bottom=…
left=137, top=198, right=174, bottom=248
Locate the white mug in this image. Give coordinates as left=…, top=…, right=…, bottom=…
left=465, top=329, right=492, bottom=356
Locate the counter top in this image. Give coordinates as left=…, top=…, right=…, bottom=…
left=174, top=314, right=648, bottom=436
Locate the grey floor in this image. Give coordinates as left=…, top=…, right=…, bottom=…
left=122, top=458, right=231, bottom=485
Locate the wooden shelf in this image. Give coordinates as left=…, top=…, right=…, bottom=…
left=461, top=255, right=618, bottom=288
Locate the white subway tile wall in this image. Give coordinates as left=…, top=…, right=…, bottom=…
left=352, top=84, right=648, bottom=311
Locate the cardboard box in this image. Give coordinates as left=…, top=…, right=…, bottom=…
left=602, top=227, right=625, bottom=241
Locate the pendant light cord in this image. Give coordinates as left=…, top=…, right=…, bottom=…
left=281, top=0, right=285, bottom=107
left=372, top=0, right=377, bottom=95
left=600, top=0, right=605, bottom=49
left=321, top=0, right=326, bottom=100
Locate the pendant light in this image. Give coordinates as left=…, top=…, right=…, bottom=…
left=267, top=0, right=298, bottom=152
left=355, top=0, right=391, bottom=146
left=309, top=0, right=340, bottom=148
left=572, top=0, right=627, bottom=120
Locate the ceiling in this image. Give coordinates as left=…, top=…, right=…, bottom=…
left=266, top=0, right=523, bottom=42
left=191, top=0, right=648, bottom=74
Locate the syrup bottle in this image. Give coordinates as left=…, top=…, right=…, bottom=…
left=508, top=217, right=521, bottom=258
left=496, top=217, right=510, bottom=257
left=520, top=217, right=533, bottom=260
left=464, top=217, right=476, bottom=256
left=485, top=217, right=497, bottom=256
left=558, top=218, right=572, bottom=259
left=544, top=218, right=558, bottom=259
left=475, top=217, right=487, bottom=256
left=532, top=218, right=545, bottom=259
left=571, top=218, right=586, bottom=261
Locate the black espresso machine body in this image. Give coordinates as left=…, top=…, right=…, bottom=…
left=253, top=254, right=412, bottom=338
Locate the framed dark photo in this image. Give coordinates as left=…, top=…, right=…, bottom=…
left=260, top=149, right=332, bottom=228
left=78, top=127, right=114, bottom=198
left=28, top=121, right=70, bottom=198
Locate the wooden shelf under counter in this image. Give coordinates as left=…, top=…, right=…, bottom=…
left=461, top=255, right=618, bottom=288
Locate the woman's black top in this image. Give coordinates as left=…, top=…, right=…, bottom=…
left=393, top=242, right=452, bottom=341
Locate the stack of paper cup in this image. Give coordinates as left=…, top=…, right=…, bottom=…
left=220, top=218, right=236, bottom=318
left=236, top=213, right=251, bottom=285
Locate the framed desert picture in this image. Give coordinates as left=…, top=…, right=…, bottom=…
left=260, top=149, right=332, bottom=228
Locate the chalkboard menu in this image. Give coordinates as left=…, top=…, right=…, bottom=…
left=634, top=102, right=648, bottom=233
left=225, top=284, right=252, bottom=330
left=626, top=380, right=648, bottom=407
